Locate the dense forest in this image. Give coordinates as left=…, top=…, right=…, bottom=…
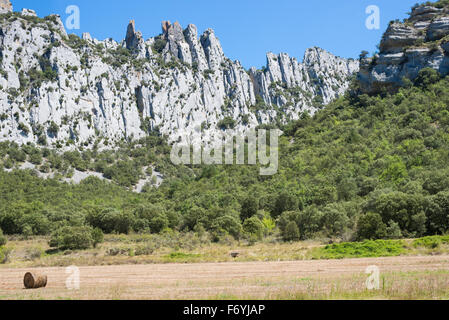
left=1, top=68, right=449, bottom=249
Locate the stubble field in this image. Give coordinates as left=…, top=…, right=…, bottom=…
left=1, top=255, right=449, bottom=300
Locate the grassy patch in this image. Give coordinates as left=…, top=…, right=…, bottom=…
left=412, top=235, right=449, bottom=249
left=311, top=240, right=407, bottom=259
left=163, top=251, right=203, bottom=263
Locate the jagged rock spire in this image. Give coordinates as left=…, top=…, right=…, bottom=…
left=125, top=20, right=146, bottom=58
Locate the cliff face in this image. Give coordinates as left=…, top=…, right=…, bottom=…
left=0, top=7, right=358, bottom=149
left=359, top=2, right=449, bottom=94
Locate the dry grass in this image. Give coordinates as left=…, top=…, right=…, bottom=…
left=2, top=235, right=449, bottom=300
left=0, top=256, right=449, bottom=300
left=0, top=235, right=323, bottom=268
left=4, top=235, right=449, bottom=269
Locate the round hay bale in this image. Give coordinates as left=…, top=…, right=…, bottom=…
left=24, top=272, right=47, bottom=289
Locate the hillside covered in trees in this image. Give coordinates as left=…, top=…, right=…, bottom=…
left=1, top=67, right=449, bottom=247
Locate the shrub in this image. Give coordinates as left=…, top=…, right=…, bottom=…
left=277, top=211, right=300, bottom=233
left=315, top=240, right=406, bottom=259
left=217, top=117, right=236, bottom=130
left=148, top=213, right=169, bottom=234
left=414, top=67, right=440, bottom=88
left=357, top=212, right=387, bottom=240
left=133, top=204, right=168, bottom=234
left=386, top=220, right=403, bottom=239
left=49, top=226, right=95, bottom=250
left=24, top=246, right=44, bottom=261
left=240, top=196, right=259, bottom=221
left=0, top=211, right=22, bottom=234
left=0, top=228, right=6, bottom=247
left=426, top=191, right=449, bottom=234
left=283, top=221, right=300, bottom=242
left=152, top=38, right=167, bottom=54
left=86, top=208, right=134, bottom=234
left=413, top=235, right=449, bottom=249
left=135, top=243, right=155, bottom=256
left=320, top=203, right=350, bottom=237
left=243, top=217, right=264, bottom=241
left=211, top=215, right=242, bottom=240
left=18, top=213, right=51, bottom=235
left=0, top=247, right=12, bottom=264
left=273, top=191, right=298, bottom=218
left=91, top=228, right=104, bottom=248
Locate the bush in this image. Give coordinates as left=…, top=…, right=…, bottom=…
left=133, top=204, right=168, bottom=234
left=273, top=191, right=298, bottom=218
left=283, top=221, right=300, bottom=242
left=240, top=196, right=259, bottom=221
left=217, top=117, right=236, bottom=130
left=357, top=212, right=387, bottom=240
left=426, top=191, right=449, bottom=234
left=49, top=226, right=95, bottom=250
left=243, top=217, right=264, bottom=241
left=18, top=213, right=51, bottom=235
left=91, top=228, right=104, bottom=248
left=24, top=246, right=44, bottom=261
left=152, top=38, right=167, bottom=54
left=415, top=67, right=440, bottom=88
left=386, top=220, right=403, bottom=239
left=148, top=213, right=169, bottom=234
left=316, top=240, right=406, bottom=259
left=277, top=211, right=300, bottom=233
left=86, top=208, right=134, bottom=234
left=0, top=247, right=12, bottom=264
left=211, top=215, right=242, bottom=240
left=413, top=235, right=449, bottom=249
left=365, top=191, right=426, bottom=236
left=0, top=228, right=6, bottom=246
left=320, top=203, right=350, bottom=237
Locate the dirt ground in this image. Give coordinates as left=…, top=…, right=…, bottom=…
left=1, top=255, right=449, bottom=300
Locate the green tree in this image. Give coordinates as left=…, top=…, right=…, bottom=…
left=0, top=229, right=6, bottom=247
left=49, top=226, right=94, bottom=250
left=240, top=195, right=259, bottom=221
left=91, top=228, right=104, bottom=248
left=282, top=221, right=300, bottom=242
left=211, top=215, right=242, bottom=240
left=273, top=191, right=298, bottom=217
left=243, top=217, right=264, bottom=241
left=357, top=212, right=387, bottom=240
left=321, top=203, right=350, bottom=237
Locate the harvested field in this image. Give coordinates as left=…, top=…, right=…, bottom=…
left=1, top=255, right=449, bottom=300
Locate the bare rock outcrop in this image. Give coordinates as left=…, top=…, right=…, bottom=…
left=359, top=2, right=449, bottom=94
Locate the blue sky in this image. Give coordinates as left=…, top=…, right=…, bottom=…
left=13, top=0, right=420, bottom=68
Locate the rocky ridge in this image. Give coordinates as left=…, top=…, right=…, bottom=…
left=0, top=1, right=358, bottom=149
left=359, top=1, right=449, bottom=93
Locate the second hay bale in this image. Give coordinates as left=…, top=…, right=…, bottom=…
left=24, top=272, right=47, bottom=289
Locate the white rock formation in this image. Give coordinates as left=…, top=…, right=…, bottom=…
left=359, top=3, right=449, bottom=94
left=0, top=7, right=358, bottom=149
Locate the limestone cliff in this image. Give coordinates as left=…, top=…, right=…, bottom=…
left=0, top=4, right=358, bottom=149
left=359, top=1, right=449, bottom=94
